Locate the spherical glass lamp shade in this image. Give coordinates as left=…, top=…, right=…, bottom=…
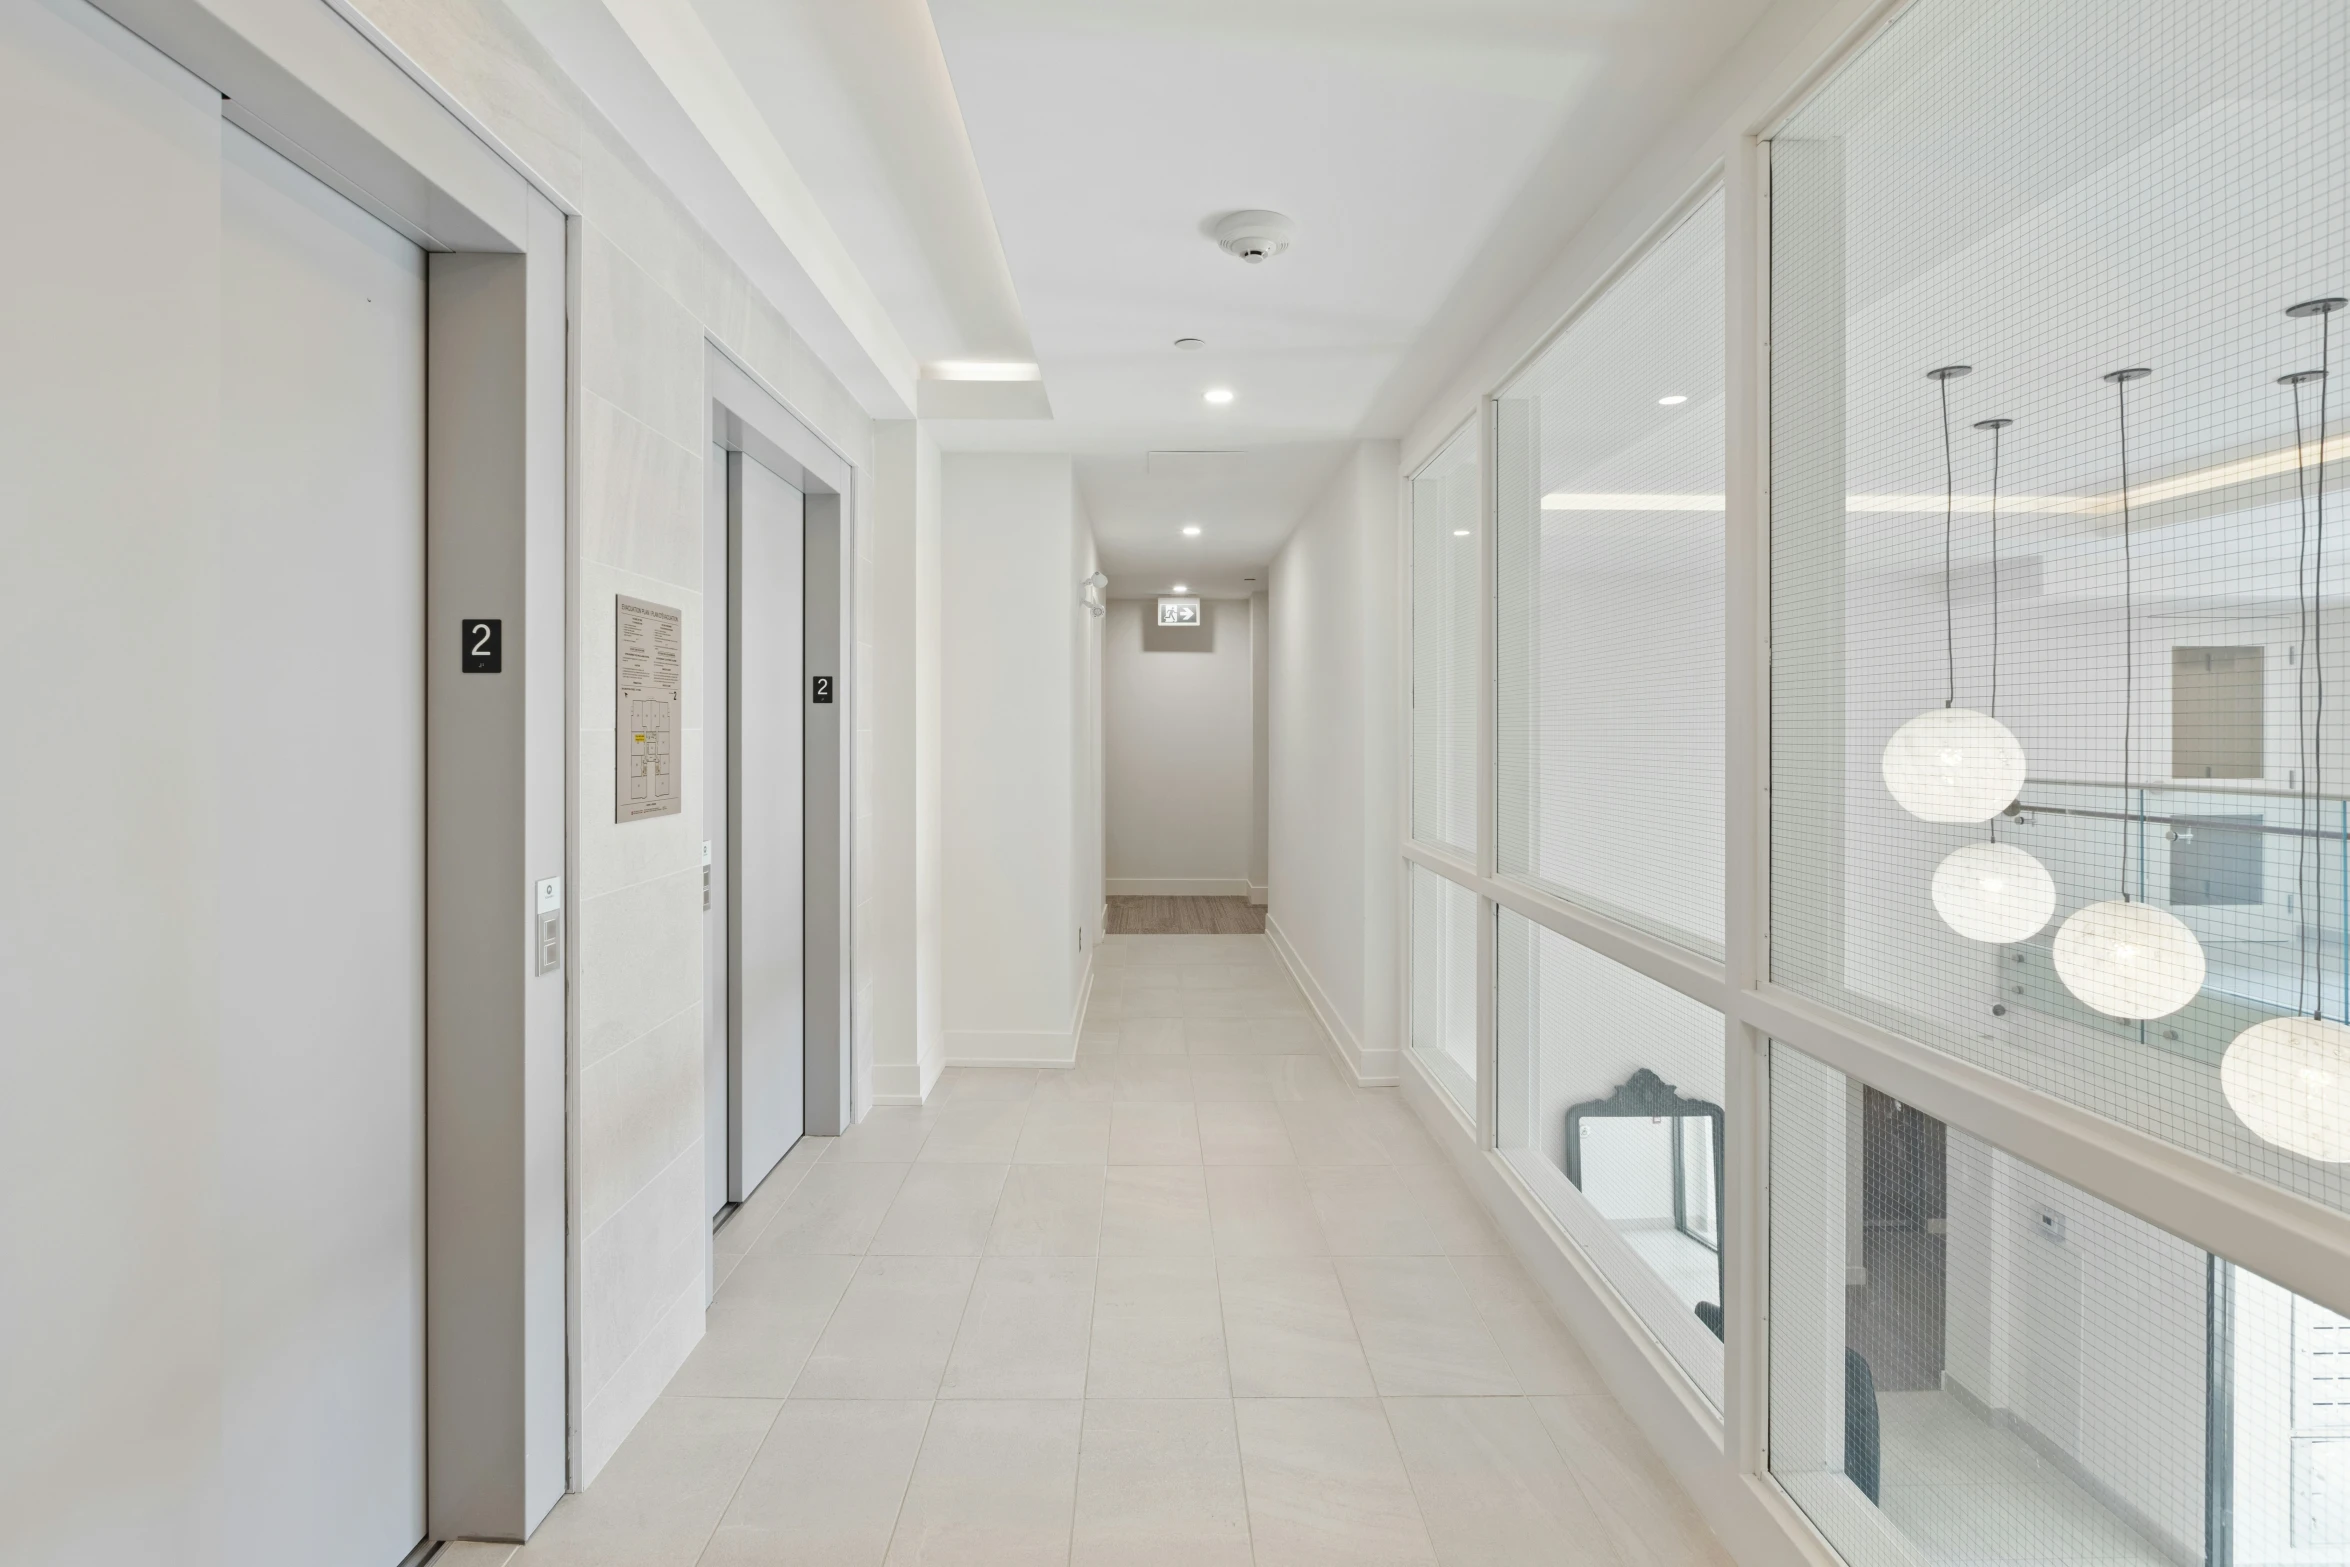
left=2222, top=1016, right=2350, bottom=1163
left=2052, top=900, right=2206, bottom=1020
left=1881, top=708, right=2027, bottom=824
left=1932, top=842, right=2056, bottom=944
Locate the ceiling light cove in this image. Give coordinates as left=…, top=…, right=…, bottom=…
left=1657, top=394, right=1688, bottom=405
left=927, top=360, right=1042, bottom=382
left=1182, top=525, right=1201, bottom=536
left=1204, top=387, right=1235, bottom=405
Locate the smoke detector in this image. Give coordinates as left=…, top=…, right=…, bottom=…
left=1213, top=210, right=1296, bottom=264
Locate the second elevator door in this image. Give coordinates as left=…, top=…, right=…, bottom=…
left=730, top=451, right=805, bottom=1199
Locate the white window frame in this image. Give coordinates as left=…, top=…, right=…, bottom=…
left=1390, top=19, right=2350, bottom=1540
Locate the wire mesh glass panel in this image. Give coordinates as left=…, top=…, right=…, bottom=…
left=1769, top=0, right=2350, bottom=1216
left=1497, top=908, right=1725, bottom=1404
left=1412, top=422, right=1479, bottom=853
left=1497, top=190, right=1725, bottom=959
left=1770, top=1038, right=2350, bottom=1567
left=1409, top=864, right=1480, bottom=1112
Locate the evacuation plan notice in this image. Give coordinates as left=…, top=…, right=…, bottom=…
left=615, top=595, right=682, bottom=822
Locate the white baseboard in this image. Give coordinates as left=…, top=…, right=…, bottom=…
left=944, top=959, right=1091, bottom=1072
left=870, top=1060, right=926, bottom=1106
left=1247, top=881, right=1268, bottom=907
left=1105, top=877, right=1250, bottom=897
left=1264, top=914, right=1397, bottom=1086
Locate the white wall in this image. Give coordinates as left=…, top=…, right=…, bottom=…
left=1103, top=597, right=1255, bottom=895
left=1250, top=591, right=1271, bottom=902
left=942, top=453, right=1099, bottom=1065
left=1267, top=440, right=1403, bottom=1083
left=1943, top=1136, right=2207, bottom=1562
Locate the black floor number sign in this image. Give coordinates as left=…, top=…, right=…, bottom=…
left=462, top=618, right=502, bottom=673
left=812, top=675, right=834, bottom=704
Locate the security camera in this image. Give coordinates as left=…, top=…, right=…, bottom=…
left=1213, top=210, right=1296, bottom=264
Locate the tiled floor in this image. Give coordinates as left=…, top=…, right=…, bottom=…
left=495, top=934, right=1731, bottom=1567
left=1875, top=1392, right=2175, bottom=1567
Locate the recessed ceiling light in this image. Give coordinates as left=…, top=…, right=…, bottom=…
left=1182, top=525, right=1202, bottom=536
left=1175, top=337, right=1205, bottom=351
left=927, top=360, right=1043, bottom=383
left=1204, top=388, right=1234, bottom=405
left=1172, top=583, right=1188, bottom=592
left=1453, top=530, right=1470, bottom=537
left=1657, top=394, right=1688, bottom=406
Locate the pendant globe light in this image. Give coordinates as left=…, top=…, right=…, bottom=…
left=1933, top=416, right=2055, bottom=943
left=2224, top=299, right=2350, bottom=1161
left=2054, top=367, right=2206, bottom=1020
left=1883, top=366, right=2027, bottom=824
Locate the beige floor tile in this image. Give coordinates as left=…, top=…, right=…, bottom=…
left=1187, top=1056, right=1288, bottom=1101
left=1275, top=1056, right=1352, bottom=1100
left=868, top=1163, right=1009, bottom=1256
left=1187, top=1017, right=1327, bottom=1056
left=667, top=1251, right=857, bottom=1398
left=794, top=1255, right=979, bottom=1399
left=699, top=1400, right=931, bottom=1567
left=751, top=1162, right=912, bottom=1257
left=511, top=1395, right=778, bottom=1567
left=1088, top=1254, right=1229, bottom=1396
left=1196, top=1100, right=1298, bottom=1162
left=1030, top=1059, right=1124, bottom=1101
left=715, top=1142, right=824, bottom=1257
left=1277, top=1101, right=1388, bottom=1165
left=1349, top=1092, right=1447, bottom=1163
left=1305, top=1164, right=1441, bottom=1255
left=884, top=1399, right=1082, bottom=1567
left=1532, top=1396, right=1730, bottom=1567
left=941, top=1256, right=1096, bottom=1399
left=1109, top=1101, right=1202, bottom=1164
left=986, top=1163, right=1105, bottom=1255
left=1450, top=1253, right=1605, bottom=1395
left=1013, top=1100, right=1112, bottom=1164
left=916, top=1100, right=1029, bottom=1163
left=824, top=1105, right=944, bottom=1163
left=1102, top=1016, right=1186, bottom=1053
left=1233, top=1396, right=1437, bottom=1566
left=1100, top=1165, right=1214, bottom=1256
left=937, top=1067, right=1042, bottom=1102
left=1071, top=1399, right=1253, bottom=1567
left=1387, top=1395, right=1619, bottom=1567
left=1205, top=1165, right=1330, bottom=1256
left=1336, top=1256, right=1521, bottom=1395
left=1219, top=1255, right=1377, bottom=1397
left=1110, top=1056, right=1194, bottom=1102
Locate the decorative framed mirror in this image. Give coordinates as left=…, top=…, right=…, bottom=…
left=1562, top=1067, right=1726, bottom=1299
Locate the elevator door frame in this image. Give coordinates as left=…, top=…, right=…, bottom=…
left=703, top=344, right=854, bottom=1257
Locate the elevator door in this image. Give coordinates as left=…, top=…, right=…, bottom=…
left=731, top=451, right=806, bottom=1198
left=218, top=124, right=427, bottom=1565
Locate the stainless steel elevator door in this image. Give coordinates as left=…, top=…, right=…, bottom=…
left=218, top=122, right=428, bottom=1566
left=730, top=451, right=806, bottom=1198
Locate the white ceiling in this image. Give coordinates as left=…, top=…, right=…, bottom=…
left=663, top=0, right=1778, bottom=581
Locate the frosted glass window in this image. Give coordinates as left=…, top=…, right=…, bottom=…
left=1770, top=1040, right=2342, bottom=1567
left=1497, top=909, right=1725, bottom=1405
left=1769, top=0, right=2350, bottom=1218
left=1496, top=191, right=1725, bottom=958
left=1412, top=424, right=1479, bottom=853
left=1409, top=865, right=1479, bottom=1111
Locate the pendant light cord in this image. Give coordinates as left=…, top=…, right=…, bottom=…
left=1940, top=374, right=1958, bottom=710
left=2321, top=306, right=2335, bottom=1019
left=2292, top=370, right=2315, bottom=1020
left=1988, top=422, right=2002, bottom=720
left=2113, top=373, right=2139, bottom=904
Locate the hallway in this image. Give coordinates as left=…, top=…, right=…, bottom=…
left=495, top=935, right=1724, bottom=1567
